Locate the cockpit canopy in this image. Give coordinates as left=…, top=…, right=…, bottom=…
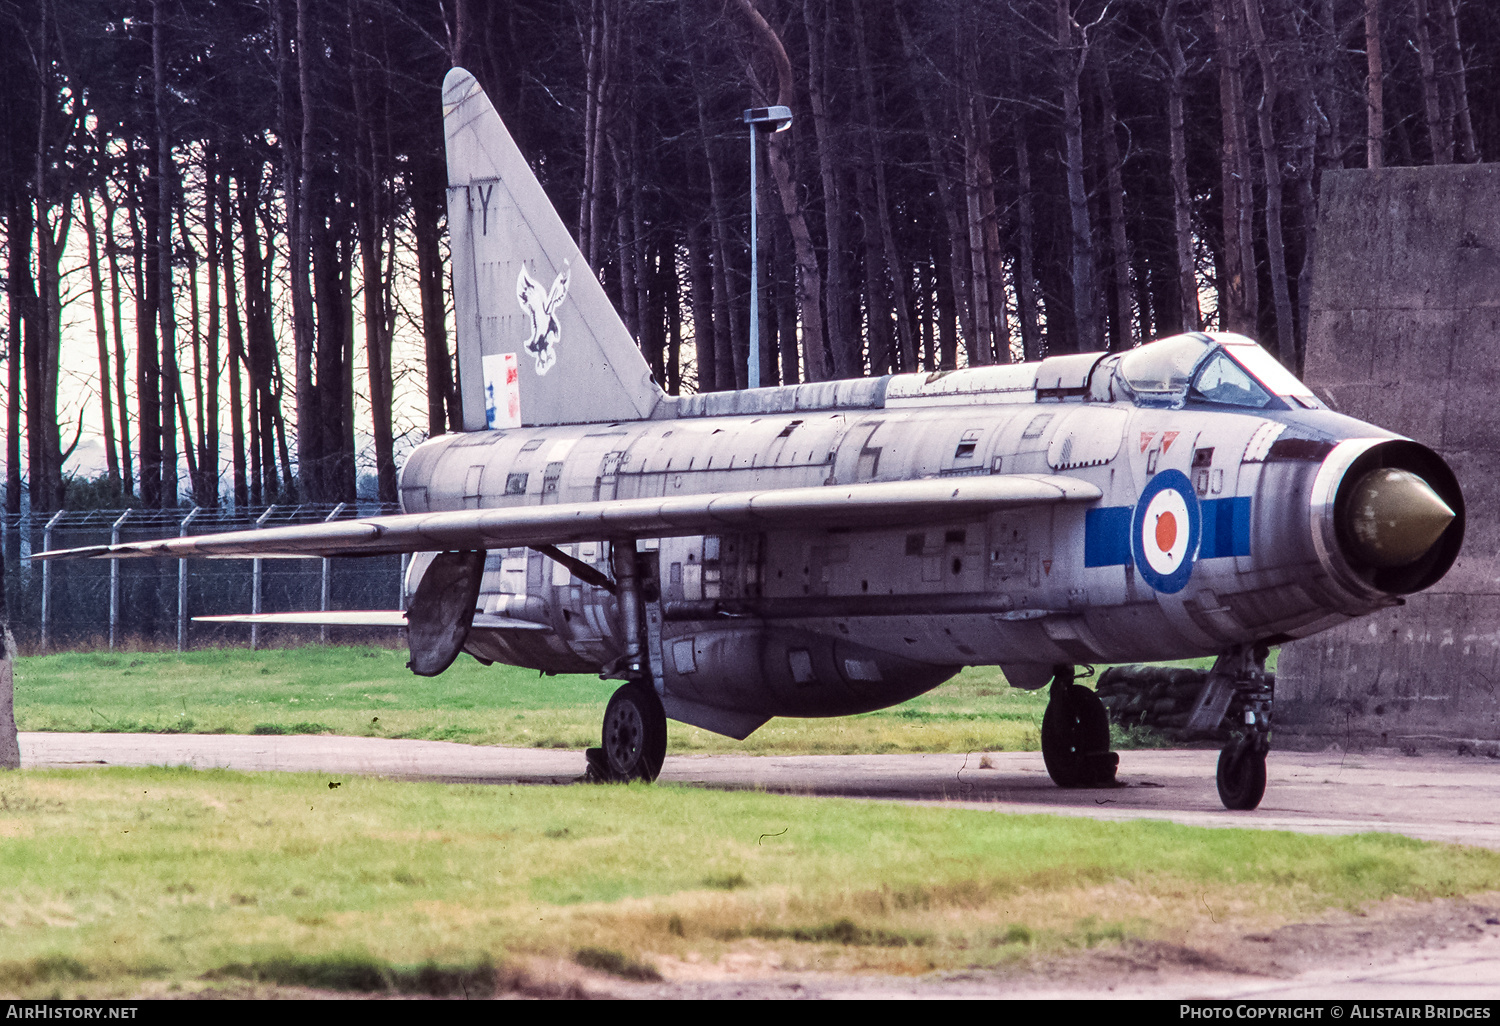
left=1114, top=332, right=1319, bottom=410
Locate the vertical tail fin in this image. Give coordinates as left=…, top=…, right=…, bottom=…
left=442, top=67, right=663, bottom=429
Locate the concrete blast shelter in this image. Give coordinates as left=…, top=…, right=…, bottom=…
left=1277, top=164, right=1500, bottom=751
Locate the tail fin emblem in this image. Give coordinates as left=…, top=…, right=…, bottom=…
left=517, top=263, right=571, bottom=375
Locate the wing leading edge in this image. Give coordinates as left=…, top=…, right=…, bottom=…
left=36, top=474, right=1102, bottom=562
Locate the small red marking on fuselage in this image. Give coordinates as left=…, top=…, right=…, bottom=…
left=1161, top=431, right=1180, bottom=453
left=1155, top=511, right=1178, bottom=552
left=1139, top=431, right=1157, bottom=453
left=1042, top=559, right=1053, bottom=576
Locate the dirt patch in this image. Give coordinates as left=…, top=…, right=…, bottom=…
left=112, top=897, right=1500, bottom=999
left=586, top=893, right=1500, bottom=998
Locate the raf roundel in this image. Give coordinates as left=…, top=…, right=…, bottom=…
left=1132, top=469, right=1201, bottom=594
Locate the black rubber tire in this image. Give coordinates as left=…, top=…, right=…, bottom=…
left=1042, top=683, right=1118, bottom=788
left=601, top=683, right=668, bottom=782
left=1216, top=738, right=1267, bottom=810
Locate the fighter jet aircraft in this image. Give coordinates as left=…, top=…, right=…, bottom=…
left=40, top=68, right=1464, bottom=811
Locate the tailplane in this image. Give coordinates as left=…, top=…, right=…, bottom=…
left=442, top=67, right=663, bottom=429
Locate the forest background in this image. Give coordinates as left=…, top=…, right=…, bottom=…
left=2, top=0, right=1498, bottom=516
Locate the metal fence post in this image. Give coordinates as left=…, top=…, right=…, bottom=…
left=320, top=503, right=345, bottom=644
left=39, top=510, right=63, bottom=652
left=109, top=510, right=131, bottom=650
left=176, top=507, right=200, bottom=652
left=250, top=505, right=276, bottom=651
left=38, top=510, right=64, bottom=648
left=399, top=552, right=409, bottom=612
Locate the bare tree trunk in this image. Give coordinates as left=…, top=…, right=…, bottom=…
left=5, top=193, right=31, bottom=517
left=805, top=0, right=857, bottom=378
left=349, top=0, right=396, bottom=503
left=852, top=0, right=917, bottom=371
left=855, top=162, right=893, bottom=375
left=220, top=168, right=248, bottom=508
left=894, top=1, right=975, bottom=360
left=28, top=1, right=65, bottom=512
left=411, top=154, right=457, bottom=436
left=1164, top=0, right=1201, bottom=333
left=576, top=0, right=604, bottom=263
left=1365, top=0, right=1384, bottom=168
left=132, top=162, right=162, bottom=509
left=1057, top=0, right=1098, bottom=354
left=278, top=0, right=316, bottom=501
left=630, top=118, right=652, bottom=374
left=957, top=33, right=993, bottom=366
left=1437, top=0, right=1477, bottom=163
left=177, top=204, right=206, bottom=504
left=690, top=82, right=740, bottom=391
left=935, top=242, right=958, bottom=370
left=1212, top=0, right=1258, bottom=334
left=1015, top=120, right=1042, bottom=360
left=1098, top=62, right=1134, bottom=352
left=81, top=191, right=120, bottom=491
left=101, top=184, right=133, bottom=496
left=610, top=132, right=638, bottom=340
left=735, top=0, right=830, bottom=382
left=237, top=167, right=281, bottom=502
left=202, top=146, right=221, bottom=505
left=1243, top=0, right=1295, bottom=362
left=154, top=0, right=180, bottom=506
left=686, top=218, right=716, bottom=392
left=662, top=240, right=682, bottom=393
left=1413, top=0, right=1451, bottom=164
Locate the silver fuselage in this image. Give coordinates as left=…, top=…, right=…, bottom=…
left=396, top=340, right=1460, bottom=735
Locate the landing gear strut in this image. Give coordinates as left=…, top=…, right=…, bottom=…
left=1041, top=665, right=1119, bottom=788
left=1210, top=645, right=1274, bottom=811
left=585, top=540, right=669, bottom=783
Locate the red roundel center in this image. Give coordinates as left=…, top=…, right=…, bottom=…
left=1155, top=511, right=1178, bottom=553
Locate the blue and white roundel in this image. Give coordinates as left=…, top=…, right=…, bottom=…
left=1131, top=469, right=1201, bottom=594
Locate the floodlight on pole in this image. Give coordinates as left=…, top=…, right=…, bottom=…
left=743, top=105, right=792, bottom=390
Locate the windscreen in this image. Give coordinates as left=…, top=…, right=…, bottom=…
left=1190, top=350, right=1273, bottom=408
left=1218, top=336, right=1319, bottom=404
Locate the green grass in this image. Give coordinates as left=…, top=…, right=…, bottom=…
left=13, top=646, right=1222, bottom=754
left=0, top=767, right=1494, bottom=995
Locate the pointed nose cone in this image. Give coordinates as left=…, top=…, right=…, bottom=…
left=1346, top=468, right=1457, bottom=568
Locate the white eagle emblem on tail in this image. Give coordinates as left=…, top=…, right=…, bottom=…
left=516, top=264, right=570, bottom=375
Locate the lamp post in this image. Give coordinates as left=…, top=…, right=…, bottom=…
left=742, top=105, right=792, bottom=390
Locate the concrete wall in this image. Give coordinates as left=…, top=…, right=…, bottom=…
left=1276, top=165, right=1500, bottom=751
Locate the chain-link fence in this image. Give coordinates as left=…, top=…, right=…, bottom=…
left=1, top=504, right=407, bottom=653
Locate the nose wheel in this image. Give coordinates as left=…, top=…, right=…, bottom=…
left=1041, top=666, right=1119, bottom=788
left=1217, top=736, right=1267, bottom=810
left=586, top=682, right=668, bottom=783
left=1215, top=657, right=1273, bottom=810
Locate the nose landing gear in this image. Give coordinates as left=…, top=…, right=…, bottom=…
left=1212, top=647, right=1273, bottom=810
left=1187, top=644, right=1274, bottom=810
left=1041, top=665, right=1120, bottom=788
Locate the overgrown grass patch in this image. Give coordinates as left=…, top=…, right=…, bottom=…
left=12, top=647, right=1224, bottom=754
left=0, top=765, right=1492, bottom=994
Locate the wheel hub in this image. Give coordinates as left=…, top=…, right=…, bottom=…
left=605, top=702, right=645, bottom=774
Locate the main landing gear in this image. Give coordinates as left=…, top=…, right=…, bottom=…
left=585, top=682, right=668, bottom=783
left=1041, top=665, right=1119, bottom=788
left=585, top=539, right=669, bottom=783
